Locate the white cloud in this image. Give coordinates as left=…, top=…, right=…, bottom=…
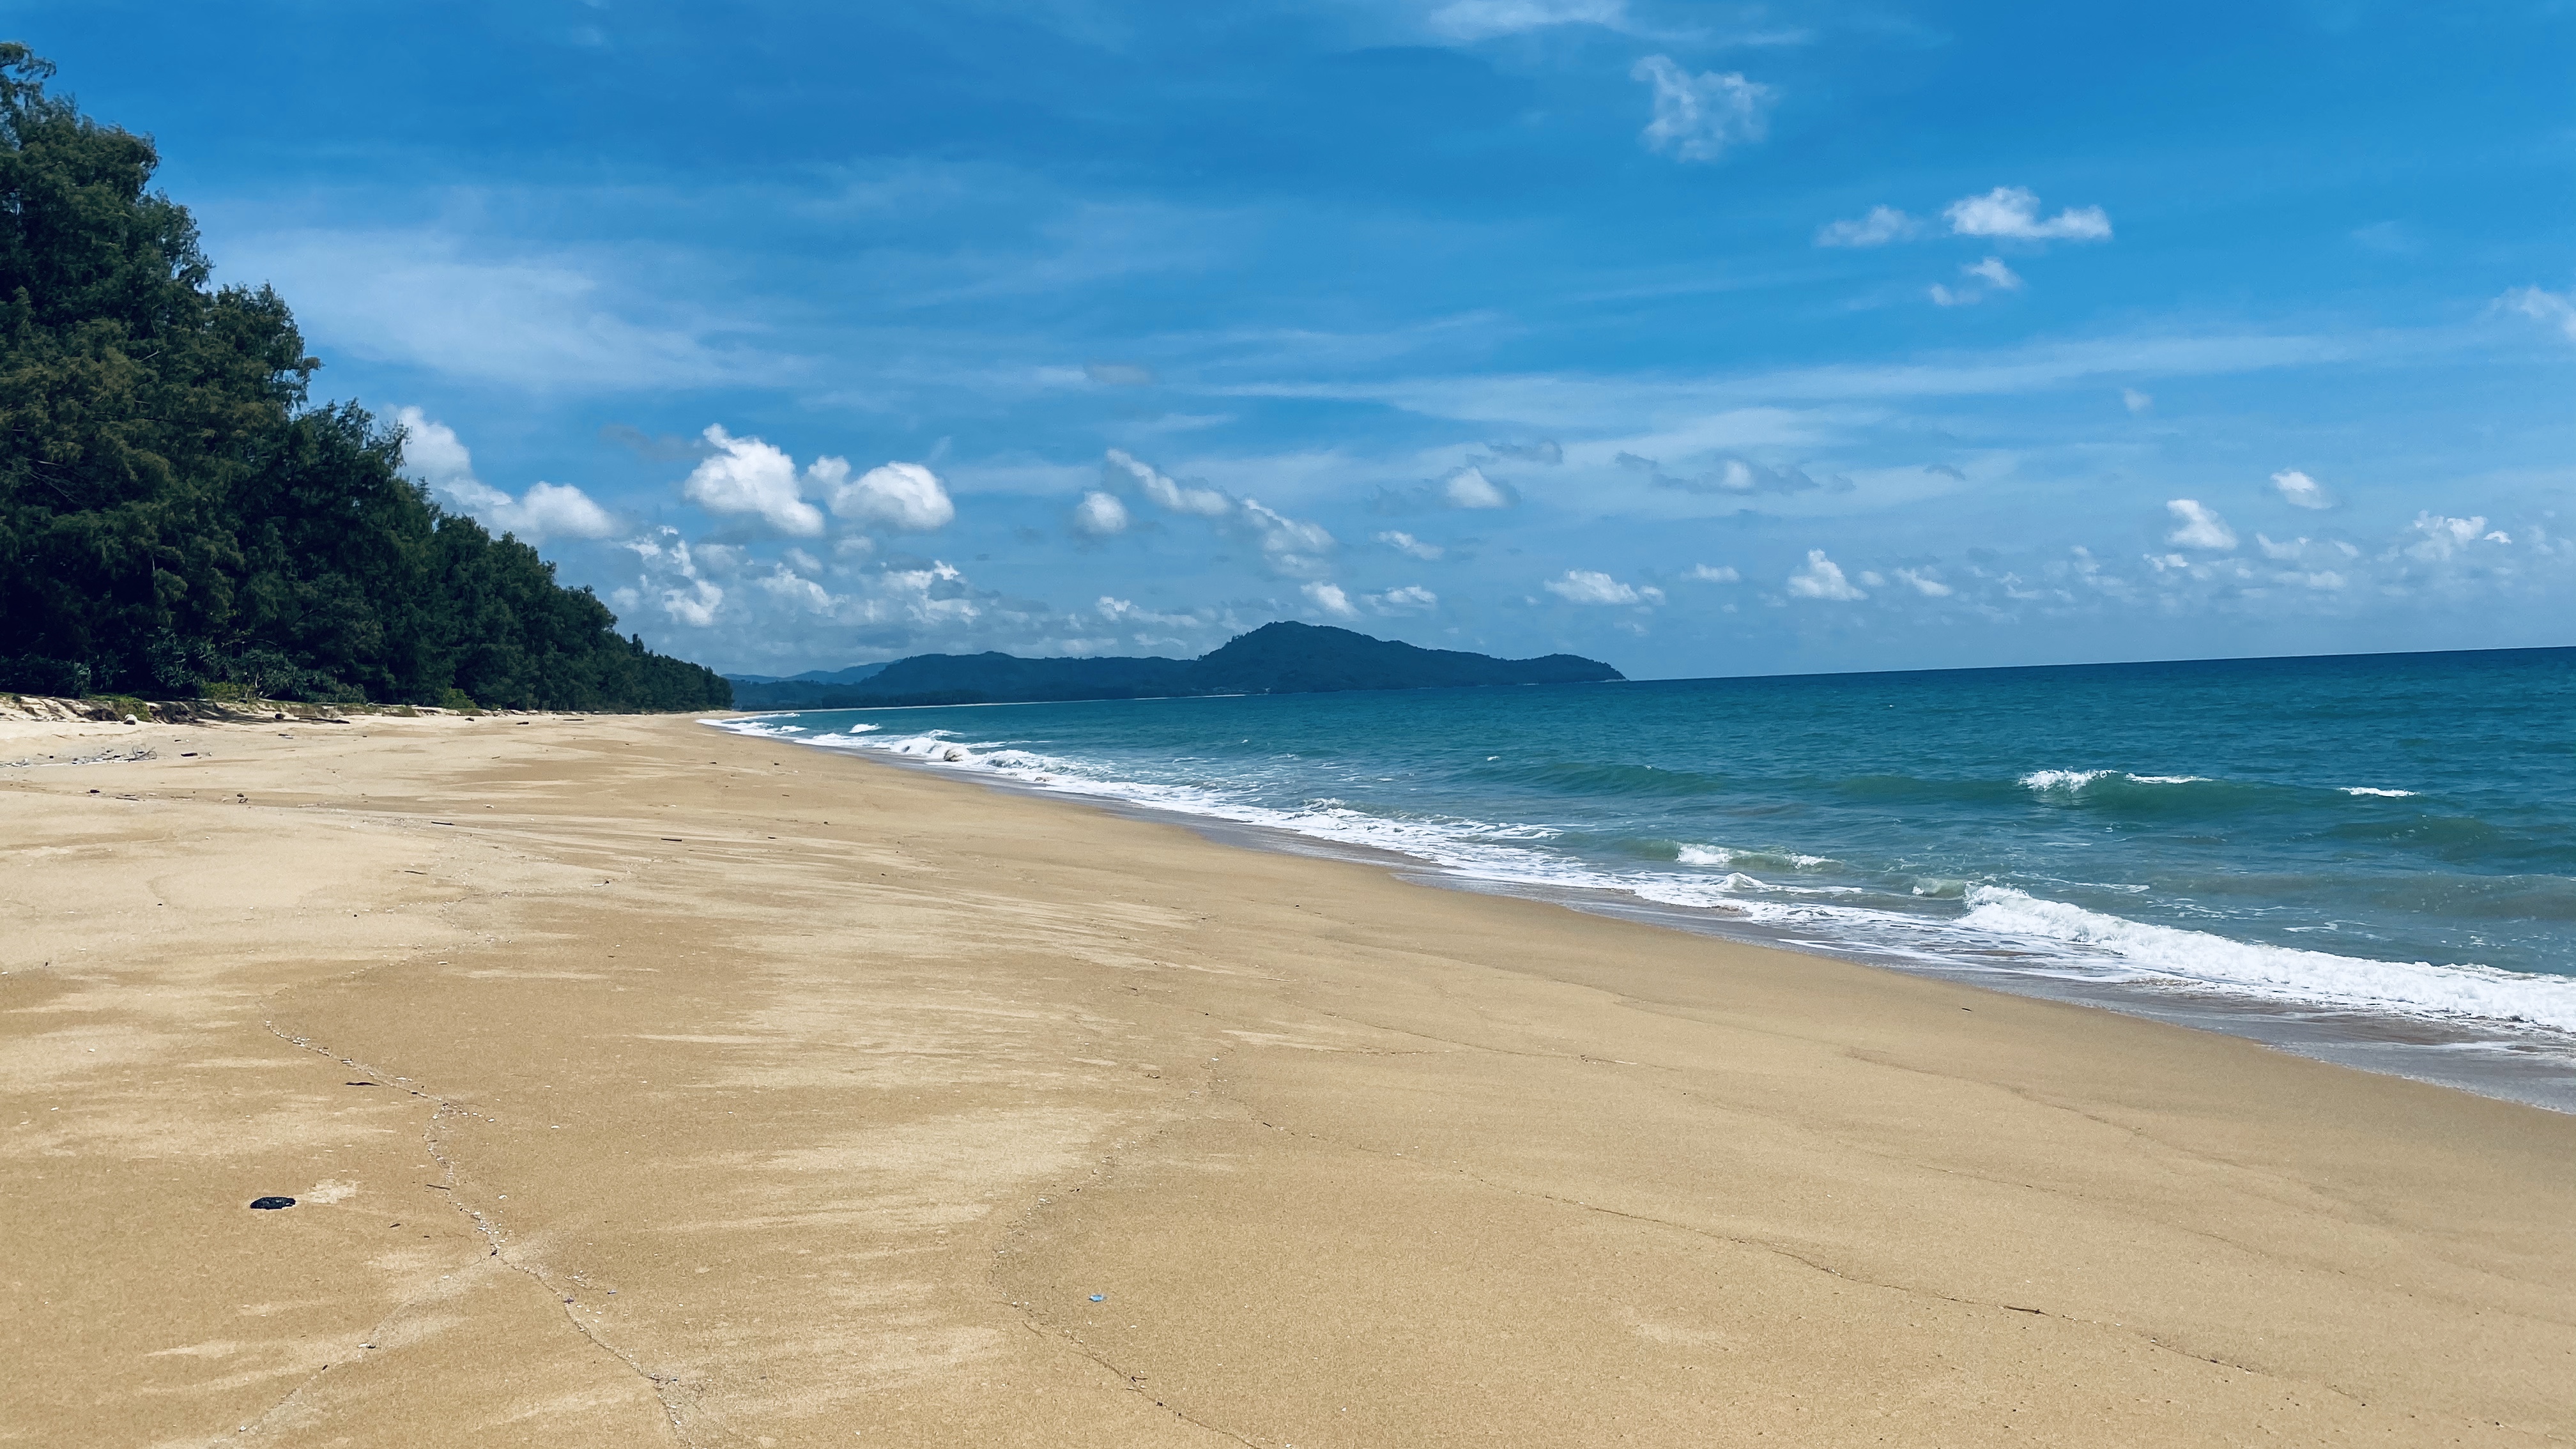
left=2271, top=468, right=2333, bottom=510
left=1378, top=530, right=1445, bottom=560
left=1072, top=490, right=1130, bottom=536
left=1369, top=585, right=1439, bottom=613
left=1443, top=465, right=1514, bottom=509
left=1302, top=581, right=1360, bottom=618
left=1928, top=257, right=2023, bottom=308
left=1965, top=256, right=2024, bottom=291
left=1785, top=549, right=1866, bottom=601
left=2165, top=498, right=2238, bottom=550
left=1545, top=569, right=1662, bottom=606
left=1944, top=187, right=2112, bottom=242
left=1243, top=499, right=1337, bottom=574
left=1893, top=567, right=1952, bottom=597
left=1687, top=564, right=1740, bottom=582
left=509, top=482, right=619, bottom=541
left=625, top=527, right=724, bottom=627
left=1816, top=206, right=1919, bottom=247
left=2503, top=286, right=2576, bottom=342
left=822, top=460, right=955, bottom=532
left=1425, top=0, right=1626, bottom=40
left=684, top=425, right=825, bottom=535
left=224, top=230, right=760, bottom=391
left=1630, top=56, right=1775, bottom=163
left=2122, top=388, right=2154, bottom=413
left=755, top=566, right=839, bottom=615
left=1106, top=448, right=1232, bottom=516
left=394, top=406, right=617, bottom=543
left=2404, top=513, right=2510, bottom=561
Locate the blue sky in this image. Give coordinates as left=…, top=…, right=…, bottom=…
left=18, top=0, right=2575, bottom=677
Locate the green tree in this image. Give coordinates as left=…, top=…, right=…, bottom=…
left=0, top=44, right=727, bottom=710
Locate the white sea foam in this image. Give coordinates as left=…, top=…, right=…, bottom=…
left=1679, top=844, right=1833, bottom=870
left=712, top=714, right=2576, bottom=1041
left=1958, top=885, right=2576, bottom=1031
left=847, top=723, right=881, bottom=734
left=2341, top=786, right=2416, bottom=797
left=2020, top=769, right=2209, bottom=791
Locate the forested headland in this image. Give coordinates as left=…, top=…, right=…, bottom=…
left=0, top=46, right=729, bottom=712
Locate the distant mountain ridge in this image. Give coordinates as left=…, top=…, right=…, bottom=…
left=726, top=623, right=1621, bottom=709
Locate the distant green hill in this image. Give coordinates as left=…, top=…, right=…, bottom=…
left=728, top=622, right=1622, bottom=709
left=0, top=46, right=728, bottom=711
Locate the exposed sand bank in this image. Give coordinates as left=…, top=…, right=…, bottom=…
left=4, top=711, right=2570, bottom=1446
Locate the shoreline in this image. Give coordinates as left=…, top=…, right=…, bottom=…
left=8, top=710, right=2575, bottom=1445
left=725, top=711, right=2576, bottom=1115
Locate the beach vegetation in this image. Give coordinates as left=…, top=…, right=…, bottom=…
left=0, top=45, right=729, bottom=712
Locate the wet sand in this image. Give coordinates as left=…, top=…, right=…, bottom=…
left=3, top=710, right=2571, bottom=1446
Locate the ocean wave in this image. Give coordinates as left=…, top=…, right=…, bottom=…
left=2341, top=786, right=2416, bottom=797
left=716, top=712, right=2576, bottom=1043
left=1677, top=843, right=1834, bottom=870
left=1958, top=885, right=2576, bottom=1031
left=2020, top=769, right=2211, bottom=792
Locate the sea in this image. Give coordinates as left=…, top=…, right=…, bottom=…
left=710, top=646, right=2576, bottom=1112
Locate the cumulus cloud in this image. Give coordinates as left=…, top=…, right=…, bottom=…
left=2165, top=498, right=2238, bottom=550
left=1378, top=530, right=1445, bottom=561
left=1369, top=585, right=1439, bottom=613
left=1545, top=569, right=1662, bottom=606
left=1816, top=206, right=1919, bottom=247
left=2404, top=513, right=2511, bottom=561
left=2271, top=469, right=2333, bottom=510
left=1631, top=55, right=1775, bottom=162
left=755, top=565, right=839, bottom=615
left=1443, top=465, right=1515, bottom=509
left=1106, top=448, right=1232, bottom=516
left=1426, top=0, right=1627, bottom=40
left=394, top=407, right=617, bottom=543
left=1072, top=490, right=1130, bottom=537
left=820, top=459, right=955, bottom=532
left=1893, top=567, right=1953, bottom=597
left=1687, top=564, right=1740, bottom=582
left=684, top=425, right=825, bottom=536
left=1944, top=187, right=2112, bottom=241
left=1785, top=549, right=1866, bottom=601
left=2503, top=286, right=2576, bottom=342
left=625, top=527, right=724, bottom=627
left=1301, top=581, right=1360, bottom=618
left=1243, top=499, right=1337, bottom=575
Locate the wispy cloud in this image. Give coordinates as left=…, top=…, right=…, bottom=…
left=1423, top=0, right=1628, bottom=40
left=1816, top=206, right=1920, bottom=248
left=1631, top=56, right=1775, bottom=162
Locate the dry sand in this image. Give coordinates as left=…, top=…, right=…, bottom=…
left=3, top=709, right=2571, bottom=1447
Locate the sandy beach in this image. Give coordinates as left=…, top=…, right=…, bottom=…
left=4, top=709, right=2572, bottom=1448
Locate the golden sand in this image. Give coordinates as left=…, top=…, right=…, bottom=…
left=4, top=710, right=2570, bottom=1446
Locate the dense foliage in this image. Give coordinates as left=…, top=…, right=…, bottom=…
left=0, top=47, right=728, bottom=710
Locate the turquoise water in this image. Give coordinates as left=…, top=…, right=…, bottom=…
left=717, top=647, right=2576, bottom=1097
